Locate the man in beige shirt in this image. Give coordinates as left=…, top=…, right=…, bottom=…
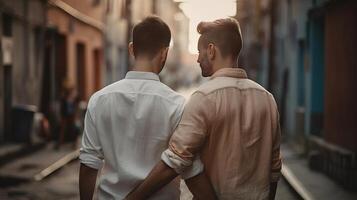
left=126, top=18, right=281, bottom=200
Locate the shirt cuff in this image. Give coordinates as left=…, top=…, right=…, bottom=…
left=180, top=156, right=204, bottom=180
left=79, top=149, right=103, bottom=170
left=161, top=149, right=193, bottom=174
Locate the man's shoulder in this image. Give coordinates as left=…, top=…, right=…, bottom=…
left=195, top=77, right=237, bottom=95
left=87, top=80, right=124, bottom=107
left=154, top=83, right=186, bottom=105
left=87, top=80, right=185, bottom=108
left=196, top=77, right=271, bottom=96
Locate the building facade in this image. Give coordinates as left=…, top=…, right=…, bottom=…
left=46, top=0, right=105, bottom=103
left=0, top=0, right=107, bottom=143
left=237, top=0, right=357, bottom=189
left=0, top=0, right=47, bottom=142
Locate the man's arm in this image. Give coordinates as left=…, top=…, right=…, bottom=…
left=126, top=161, right=217, bottom=200
left=125, top=161, right=178, bottom=200
left=185, top=173, right=217, bottom=200
left=126, top=92, right=216, bottom=199
left=269, top=99, right=282, bottom=200
left=79, top=106, right=103, bottom=200
left=79, top=163, right=98, bottom=200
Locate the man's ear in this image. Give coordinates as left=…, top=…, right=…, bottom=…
left=160, top=47, right=169, bottom=63
left=207, top=43, right=215, bottom=60
left=128, top=42, right=135, bottom=57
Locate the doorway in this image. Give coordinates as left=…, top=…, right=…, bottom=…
left=76, top=42, right=86, bottom=100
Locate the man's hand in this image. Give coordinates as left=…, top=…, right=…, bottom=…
left=185, top=172, right=217, bottom=200
left=125, top=160, right=178, bottom=200
left=79, top=163, right=99, bottom=200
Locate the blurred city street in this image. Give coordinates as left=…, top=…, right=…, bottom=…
left=0, top=85, right=355, bottom=199
left=0, top=86, right=300, bottom=200
left=1, top=0, right=357, bottom=199
left=0, top=144, right=80, bottom=200
left=0, top=123, right=300, bottom=200
left=0, top=144, right=302, bottom=200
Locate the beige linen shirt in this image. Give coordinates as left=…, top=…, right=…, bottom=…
left=161, top=68, right=282, bottom=199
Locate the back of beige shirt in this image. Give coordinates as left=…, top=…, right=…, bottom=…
left=162, top=68, right=281, bottom=199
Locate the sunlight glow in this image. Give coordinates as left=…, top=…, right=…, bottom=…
left=177, top=0, right=237, bottom=54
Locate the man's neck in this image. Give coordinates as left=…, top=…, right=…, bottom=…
left=213, top=59, right=238, bottom=73
left=131, top=59, right=158, bottom=74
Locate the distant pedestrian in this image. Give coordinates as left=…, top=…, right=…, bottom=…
left=126, top=18, right=282, bottom=200
left=57, top=82, right=80, bottom=149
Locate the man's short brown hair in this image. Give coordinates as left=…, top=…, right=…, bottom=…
left=132, top=16, right=171, bottom=58
left=197, top=18, right=242, bottom=59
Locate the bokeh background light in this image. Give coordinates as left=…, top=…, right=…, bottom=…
left=175, top=0, right=237, bottom=54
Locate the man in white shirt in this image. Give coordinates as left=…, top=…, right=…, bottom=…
left=79, top=16, right=213, bottom=200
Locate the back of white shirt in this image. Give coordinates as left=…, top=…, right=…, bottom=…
left=80, top=71, right=185, bottom=199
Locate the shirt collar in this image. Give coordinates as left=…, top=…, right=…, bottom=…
left=211, top=67, right=248, bottom=79
left=125, top=71, right=160, bottom=81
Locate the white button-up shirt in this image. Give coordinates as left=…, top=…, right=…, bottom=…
left=80, top=71, right=186, bottom=199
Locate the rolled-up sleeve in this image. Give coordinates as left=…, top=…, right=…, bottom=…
left=161, top=149, right=203, bottom=179
left=271, top=100, right=282, bottom=182
left=79, top=107, right=104, bottom=170
left=161, top=92, right=214, bottom=176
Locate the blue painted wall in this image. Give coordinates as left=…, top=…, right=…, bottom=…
left=305, top=15, right=325, bottom=136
